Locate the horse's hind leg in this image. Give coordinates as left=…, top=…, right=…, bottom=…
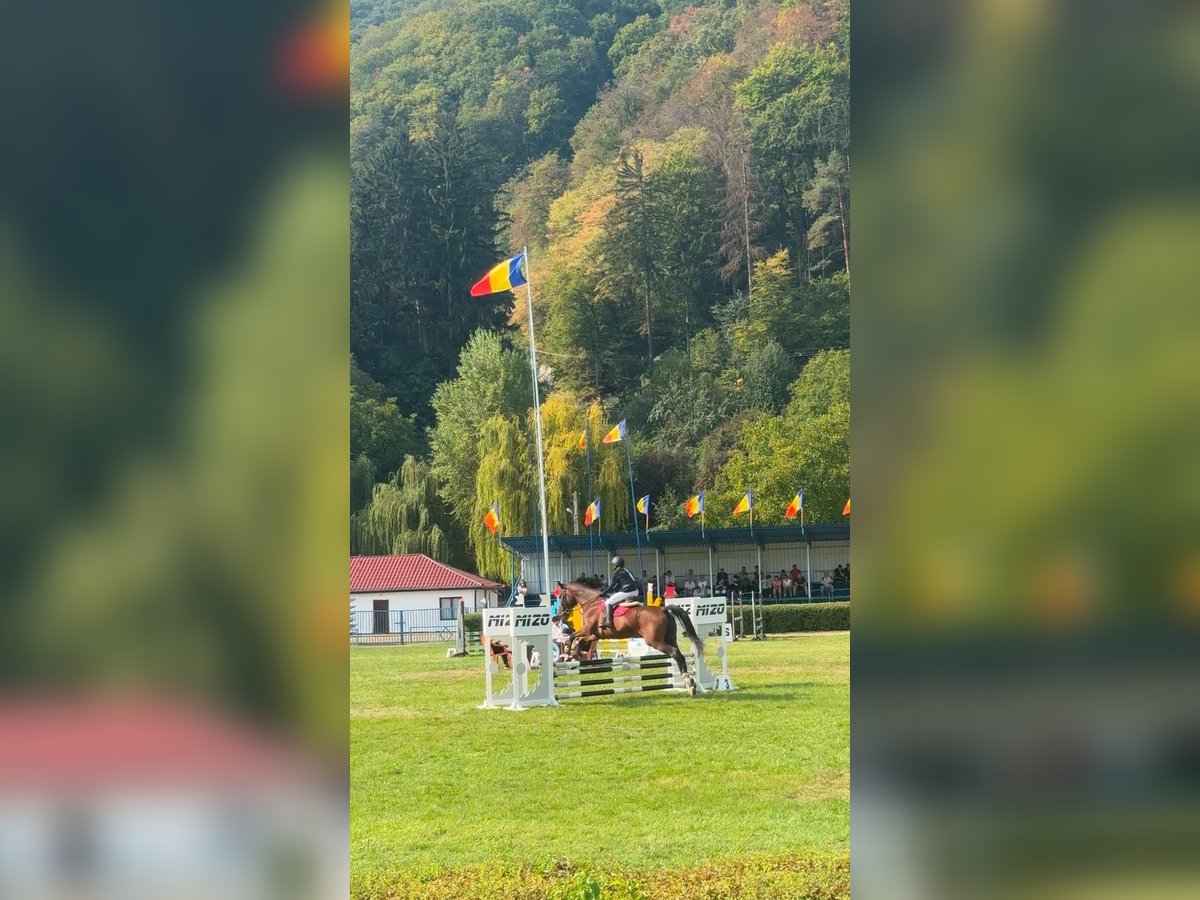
left=646, top=639, right=696, bottom=697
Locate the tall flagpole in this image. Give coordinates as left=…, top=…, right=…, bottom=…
left=586, top=420, right=594, bottom=577
left=752, top=491, right=763, bottom=601
left=523, top=246, right=552, bottom=598
left=801, top=494, right=812, bottom=600
left=623, top=432, right=643, bottom=575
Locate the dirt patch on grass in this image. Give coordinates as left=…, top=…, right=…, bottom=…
left=793, top=768, right=850, bottom=803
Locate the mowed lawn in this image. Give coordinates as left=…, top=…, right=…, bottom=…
left=351, top=633, right=848, bottom=893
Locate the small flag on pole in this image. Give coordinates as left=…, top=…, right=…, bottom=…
left=482, top=502, right=500, bottom=534
left=583, top=497, right=601, bottom=526
left=785, top=490, right=804, bottom=519
left=685, top=492, right=705, bottom=518
left=578, top=432, right=587, bottom=451
left=842, top=498, right=851, bottom=516
left=636, top=495, right=649, bottom=515
left=469, top=253, right=527, bottom=297
left=732, top=492, right=753, bottom=517
left=602, top=419, right=627, bottom=444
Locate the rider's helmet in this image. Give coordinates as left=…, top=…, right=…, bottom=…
left=611, top=555, right=624, bottom=571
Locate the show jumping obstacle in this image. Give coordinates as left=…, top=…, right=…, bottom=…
left=479, top=597, right=734, bottom=711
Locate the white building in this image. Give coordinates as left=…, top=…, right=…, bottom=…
left=350, top=555, right=503, bottom=643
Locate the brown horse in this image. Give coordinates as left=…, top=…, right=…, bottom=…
left=558, top=582, right=706, bottom=696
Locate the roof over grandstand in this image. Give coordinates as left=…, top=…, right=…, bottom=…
left=350, top=554, right=503, bottom=593
left=499, top=523, right=848, bottom=555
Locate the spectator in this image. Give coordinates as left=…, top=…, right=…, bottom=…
left=771, top=573, right=782, bottom=599
left=753, top=566, right=761, bottom=599
left=551, top=616, right=569, bottom=661
left=738, top=567, right=750, bottom=594
left=821, top=571, right=834, bottom=598
left=664, top=580, right=678, bottom=599
left=697, top=575, right=709, bottom=597
left=684, top=569, right=697, bottom=595
left=515, top=578, right=528, bottom=605
left=790, top=563, right=802, bottom=585
left=797, top=574, right=808, bottom=598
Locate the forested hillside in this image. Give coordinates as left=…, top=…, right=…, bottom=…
left=351, top=0, right=849, bottom=576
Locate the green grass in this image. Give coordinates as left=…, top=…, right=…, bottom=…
left=351, top=633, right=848, bottom=896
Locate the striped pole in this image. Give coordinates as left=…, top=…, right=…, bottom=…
left=557, top=683, right=674, bottom=700
left=555, top=654, right=691, bottom=670
left=555, top=672, right=672, bottom=688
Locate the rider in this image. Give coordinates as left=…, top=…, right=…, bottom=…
left=601, top=555, right=641, bottom=628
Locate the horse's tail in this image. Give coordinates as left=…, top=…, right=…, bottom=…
left=665, top=605, right=705, bottom=660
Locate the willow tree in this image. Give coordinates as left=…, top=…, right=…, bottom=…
left=429, top=330, right=533, bottom=531
left=351, top=456, right=452, bottom=560
left=538, top=391, right=588, bottom=535
left=471, top=414, right=534, bottom=579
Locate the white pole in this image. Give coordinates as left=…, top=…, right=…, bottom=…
left=806, top=541, right=813, bottom=600
left=523, top=246, right=553, bottom=598
left=707, top=543, right=714, bottom=601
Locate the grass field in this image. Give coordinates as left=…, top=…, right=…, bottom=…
left=351, top=633, right=849, bottom=899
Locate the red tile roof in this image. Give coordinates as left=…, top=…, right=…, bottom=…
left=350, top=554, right=503, bottom=593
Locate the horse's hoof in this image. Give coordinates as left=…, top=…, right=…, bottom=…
left=686, top=676, right=696, bottom=697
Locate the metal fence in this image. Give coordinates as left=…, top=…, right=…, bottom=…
left=350, top=607, right=462, bottom=646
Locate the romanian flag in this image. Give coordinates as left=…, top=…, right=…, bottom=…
left=732, top=492, right=753, bottom=517
left=636, top=495, right=649, bottom=515
left=685, top=492, right=705, bottom=518
left=785, top=490, right=804, bottom=519
left=482, top=502, right=500, bottom=534
left=578, top=432, right=587, bottom=451
left=842, top=498, right=851, bottom=516
left=469, top=253, right=527, bottom=297
left=583, top=497, right=601, bottom=526
left=602, top=419, right=627, bottom=444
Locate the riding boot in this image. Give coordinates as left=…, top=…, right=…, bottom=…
left=603, top=604, right=613, bottom=629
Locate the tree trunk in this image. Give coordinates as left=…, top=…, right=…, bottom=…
left=741, top=152, right=754, bottom=301
left=838, top=187, right=850, bottom=279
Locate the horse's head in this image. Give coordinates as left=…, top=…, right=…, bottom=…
left=559, top=581, right=599, bottom=615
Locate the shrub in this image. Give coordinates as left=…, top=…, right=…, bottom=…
left=737, top=601, right=849, bottom=633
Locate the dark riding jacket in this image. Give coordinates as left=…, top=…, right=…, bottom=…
left=603, top=567, right=639, bottom=597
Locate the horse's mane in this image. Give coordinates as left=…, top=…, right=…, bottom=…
left=563, top=581, right=603, bottom=603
